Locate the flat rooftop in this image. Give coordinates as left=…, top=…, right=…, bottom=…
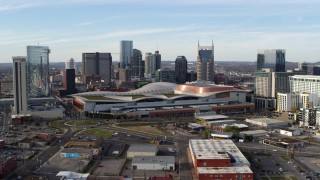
left=189, top=139, right=249, bottom=166
left=197, top=166, right=253, bottom=174
left=264, top=137, right=301, bottom=144
left=61, top=148, right=93, bottom=154
left=246, top=118, right=285, bottom=123
left=208, top=120, right=237, bottom=125
left=132, top=156, right=175, bottom=164
left=188, top=123, right=205, bottom=128
left=128, top=144, right=158, bottom=153
left=239, top=130, right=268, bottom=135
left=0, top=155, right=15, bottom=163
left=196, top=114, right=229, bottom=120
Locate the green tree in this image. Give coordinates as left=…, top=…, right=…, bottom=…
left=223, top=126, right=239, bottom=138
left=244, top=134, right=253, bottom=142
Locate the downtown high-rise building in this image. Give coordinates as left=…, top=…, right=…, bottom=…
left=82, top=52, right=112, bottom=83
left=175, top=56, right=188, bottom=84
left=154, top=50, right=161, bottom=71
left=12, top=56, right=28, bottom=115
left=120, top=40, right=133, bottom=68
left=197, top=41, right=214, bottom=82
left=257, top=49, right=285, bottom=72
left=144, top=51, right=161, bottom=78
left=26, top=45, right=50, bottom=97
left=132, top=49, right=143, bottom=78
left=65, top=58, right=75, bottom=70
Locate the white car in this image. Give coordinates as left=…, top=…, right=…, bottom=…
left=168, top=147, right=176, bottom=152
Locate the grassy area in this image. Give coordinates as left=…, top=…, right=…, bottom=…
left=261, top=177, right=269, bottom=180
left=289, top=177, right=298, bottom=180
left=81, top=96, right=115, bottom=100
left=123, top=125, right=170, bottom=136
left=80, top=129, right=113, bottom=139
left=48, top=119, right=66, bottom=133
left=117, top=122, right=174, bottom=127
left=67, top=120, right=97, bottom=126
left=270, top=177, right=289, bottom=180
left=122, top=95, right=146, bottom=99
left=163, top=93, right=182, bottom=98
left=280, top=155, right=290, bottom=161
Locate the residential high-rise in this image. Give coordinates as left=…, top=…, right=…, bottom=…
left=175, top=56, right=188, bottom=84
left=120, top=40, right=133, bottom=68
left=132, top=49, right=143, bottom=79
left=12, top=56, right=28, bottom=115
left=145, top=51, right=161, bottom=79
left=257, top=49, right=285, bottom=72
left=197, top=41, right=214, bottom=81
left=27, top=45, right=50, bottom=97
left=64, top=59, right=76, bottom=95
left=290, top=75, right=320, bottom=95
left=277, top=92, right=318, bottom=112
left=82, top=52, right=112, bottom=83
left=255, top=69, right=305, bottom=109
left=65, top=58, right=75, bottom=69
left=144, top=52, right=153, bottom=78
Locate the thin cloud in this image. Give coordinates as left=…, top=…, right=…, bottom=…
left=75, top=16, right=122, bottom=26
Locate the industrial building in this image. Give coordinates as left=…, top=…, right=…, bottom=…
left=239, top=130, right=268, bottom=139
left=189, top=139, right=253, bottom=179
left=197, top=166, right=254, bottom=180
left=279, top=128, right=301, bottom=137
left=132, top=156, right=175, bottom=171
left=188, top=123, right=205, bottom=131
left=245, top=118, right=288, bottom=129
left=127, top=144, right=158, bottom=159
left=263, top=137, right=304, bottom=148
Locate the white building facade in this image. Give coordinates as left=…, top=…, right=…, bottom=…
left=12, top=56, right=28, bottom=115
left=290, top=75, right=320, bottom=96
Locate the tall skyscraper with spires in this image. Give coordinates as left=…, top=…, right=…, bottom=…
left=196, top=41, right=214, bottom=81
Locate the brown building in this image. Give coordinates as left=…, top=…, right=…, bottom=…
left=66, top=135, right=103, bottom=148
left=0, top=156, right=17, bottom=178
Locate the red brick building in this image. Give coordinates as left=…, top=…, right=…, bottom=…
left=189, top=139, right=253, bottom=180
left=0, top=156, right=17, bottom=178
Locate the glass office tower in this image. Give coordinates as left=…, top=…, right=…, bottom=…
left=257, top=49, right=285, bottom=72
left=120, top=40, right=133, bottom=68
left=27, top=45, right=51, bottom=97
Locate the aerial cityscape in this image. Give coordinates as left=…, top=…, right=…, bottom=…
left=1, top=0, right=320, bottom=180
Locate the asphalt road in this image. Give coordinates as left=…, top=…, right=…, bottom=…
left=7, top=126, right=73, bottom=179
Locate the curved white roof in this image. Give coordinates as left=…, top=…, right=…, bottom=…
left=73, top=82, right=178, bottom=96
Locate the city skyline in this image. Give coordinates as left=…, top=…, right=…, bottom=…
left=0, top=0, right=320, bottom=62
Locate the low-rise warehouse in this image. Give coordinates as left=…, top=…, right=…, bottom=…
left=245, top=118, right=288, bottom=129
left=239, top=130, right=268, bottom=139
left=132, top=156, right=175, bottom=171
left=127, top=144, right=158, bottom=159
left=189, top=139, right=253, bottom=180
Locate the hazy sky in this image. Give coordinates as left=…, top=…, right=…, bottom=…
left=1, top=0, right=319, bottom=62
